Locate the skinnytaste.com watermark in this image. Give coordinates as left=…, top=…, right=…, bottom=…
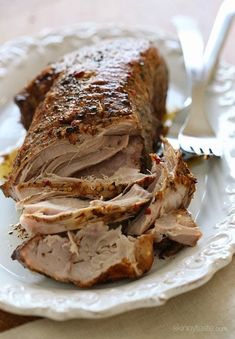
left=173, top=324, right=227, bottom=333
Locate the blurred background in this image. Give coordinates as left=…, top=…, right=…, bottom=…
left=0, top=0, right=234, bottom=62
left=0, top=0, right=235, bottom=333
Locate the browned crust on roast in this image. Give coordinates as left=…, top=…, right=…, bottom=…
left=15, top=65, right=61, bottom=129
left=155, top=150, right=197, bottom=206
left=174, top=152, right=197, bottom=203
left=12, top=233, right=154, bottom=288
left=3, top=38, right=168, bottom=196
left=134, top=234, right=154, bottom=273
left=154, top=238, right=184, bottom=258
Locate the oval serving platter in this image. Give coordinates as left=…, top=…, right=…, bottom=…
left=0, top=24, right=234, bottom=320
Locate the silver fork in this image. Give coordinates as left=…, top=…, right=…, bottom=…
left=174, top=1, right=235, bottom=157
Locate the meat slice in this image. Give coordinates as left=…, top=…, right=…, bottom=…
left=10, top=134, right=130, bottom=189
left=149, top=208, right=202, bottom=246
left=3, top=38, right=168, bottom=199
left=12, top=223, right=154, bottom=288
left=127, top=140, right=196, bottom=235
left=15, top=168, right=156, bottom=202
left=19, top=197, right=90, bottom=215
left=20, top=184, right=152, bottom=235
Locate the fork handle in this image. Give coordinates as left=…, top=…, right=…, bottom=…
left=173, top=16, right=204, bottom=83
left=203, top=0, right=235, bottom=83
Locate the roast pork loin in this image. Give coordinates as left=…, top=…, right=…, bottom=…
left=1, top=38, right=202, bottom=287
left=3, top=38, right=168, bottom=201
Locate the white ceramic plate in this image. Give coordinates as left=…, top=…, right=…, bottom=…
left=0, top=24, right=235, bottom=320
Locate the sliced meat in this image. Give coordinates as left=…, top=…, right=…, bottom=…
left=149, top=208, right=202, bottom=246
left=13, top=134, right=130, bottom=186
left=11, top=137, right=148, bottom=201
left=127, top=140, right=196, bottom=235
left=19, top=197, right=90, bottom=215
left=15, top=168, right=156, bottom=202
left=75, top=135, right=144, bottom=178
left=20, top=184, right=152, bottom=235
left=12, top=223, right=154, bottom=288
left=3, top=38, right=168, bottom=199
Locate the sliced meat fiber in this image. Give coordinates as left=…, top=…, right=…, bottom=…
left=3, top=134, right=132, bottom=198
left=74, top=135, right=144, bottom=178
left=18, top=134, right=129, bottom=184
left=20, top=184, right=152, bottom=235
left=19, top=197, right=90, bottom=216
left=12, top=136, right=147, bottom=201
left=12, top=223, right=154, bottom=288
left=16, top=168, right=156, bottom=203
left=127, top=140, right=196, bottom=235
left=40, top=136, right=130, bottom=178
left=149, top=208, right=202, bottom=247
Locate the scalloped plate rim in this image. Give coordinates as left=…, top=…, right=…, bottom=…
left=0, top=23, right=234, bottom=320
